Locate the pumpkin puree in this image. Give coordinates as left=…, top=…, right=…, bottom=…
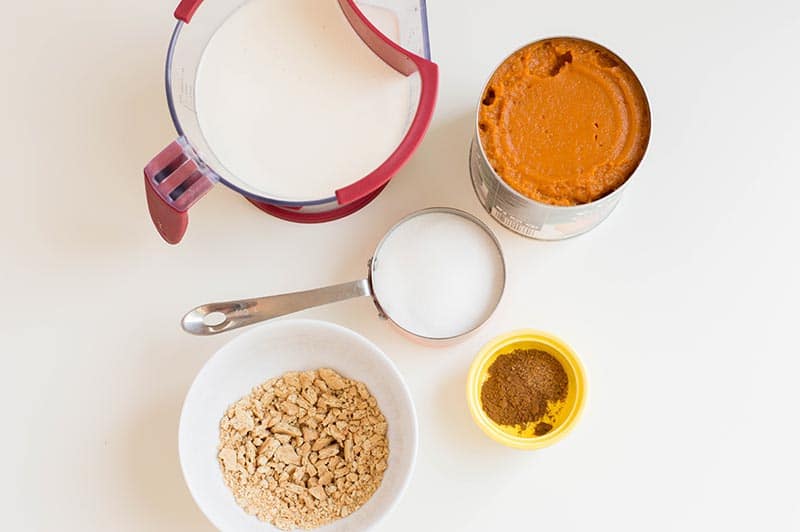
left=478, top=38, right=650, bottom=206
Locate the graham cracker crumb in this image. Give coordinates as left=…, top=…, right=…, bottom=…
left=217, top=369, right=389, bottom=530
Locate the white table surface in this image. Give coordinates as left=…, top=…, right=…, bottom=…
left=2, top=0, right=799, bottom=530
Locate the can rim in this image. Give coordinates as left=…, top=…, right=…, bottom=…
left=473, top=36, right=653, bottom=211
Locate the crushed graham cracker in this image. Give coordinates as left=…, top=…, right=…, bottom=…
left=217, top=369, right=389, bottom=530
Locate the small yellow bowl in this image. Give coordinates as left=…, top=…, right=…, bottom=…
left=467, top=329, right=587, bottom=449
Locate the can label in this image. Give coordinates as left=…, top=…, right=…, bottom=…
left=469, top=136, right=624, bottom=240
left=470, top=138, right=543, bottom=238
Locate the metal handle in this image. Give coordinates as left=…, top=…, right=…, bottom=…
left=181, top=279, right=372, bottom=336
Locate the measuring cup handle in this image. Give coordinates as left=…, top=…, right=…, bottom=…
left=182, top=279, right=372, bottom=336
left=144, top=139, right=215, bottom=244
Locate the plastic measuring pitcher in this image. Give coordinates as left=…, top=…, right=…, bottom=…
left=144, top=0, right=438, bottom=244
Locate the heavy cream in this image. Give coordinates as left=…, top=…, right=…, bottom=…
left=371, top=212, right=505, bottom=339
left=195, top=0, right=412, bottom=201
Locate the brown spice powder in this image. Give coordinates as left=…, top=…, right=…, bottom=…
left=480, top=349, right=568, bottom=429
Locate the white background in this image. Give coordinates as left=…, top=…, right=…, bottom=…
left=2, top=0, right=799, bottom=530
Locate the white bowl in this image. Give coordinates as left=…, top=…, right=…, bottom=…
left=179, top=319, right=418, bottom=531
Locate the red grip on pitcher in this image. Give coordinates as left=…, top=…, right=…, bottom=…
left=175, top=0, right=204, bottom=23
left=334, top=0, right=439, bottom=205
left=144, top=140, right=214, bottom=244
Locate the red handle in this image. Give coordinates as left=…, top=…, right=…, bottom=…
left=144, top=140, right=214, bottom=244
left=334, top=0, right=439, bottom=205
left=174, top=0, right=203, bottom=23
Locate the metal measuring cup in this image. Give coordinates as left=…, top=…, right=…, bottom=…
left=182, top=208, right=506, bottom=342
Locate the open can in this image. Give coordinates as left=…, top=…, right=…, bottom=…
left=469, top=37, right=651, bottom=240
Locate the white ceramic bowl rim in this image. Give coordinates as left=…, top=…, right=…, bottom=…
left=178, top=319, right=418, bottom=532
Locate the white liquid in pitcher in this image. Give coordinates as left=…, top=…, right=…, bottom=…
left=371, top=212, right=505, bottom=339
left=195, top=0, right=412, bottom=201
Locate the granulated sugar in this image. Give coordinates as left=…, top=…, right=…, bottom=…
left=371, top=212, right=504, bottom=339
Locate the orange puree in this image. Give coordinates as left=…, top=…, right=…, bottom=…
left=478, top=38, right=650, bottom=206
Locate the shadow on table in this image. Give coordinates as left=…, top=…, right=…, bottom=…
left=390, top=109, right=482, bottom=211
left=31, top=49, right=254, bottom=256
left=433, top=362, right=535, bottom=460
left=119, top=345, right=215, bottom=531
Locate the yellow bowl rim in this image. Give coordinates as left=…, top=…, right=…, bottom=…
left=466, top=329, right=587, bottom=450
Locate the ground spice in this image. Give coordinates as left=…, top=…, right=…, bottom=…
left=480, top=349, right=568, bottom=430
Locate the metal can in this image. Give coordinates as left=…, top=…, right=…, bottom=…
left=469, top=38, right=651, bottom=240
